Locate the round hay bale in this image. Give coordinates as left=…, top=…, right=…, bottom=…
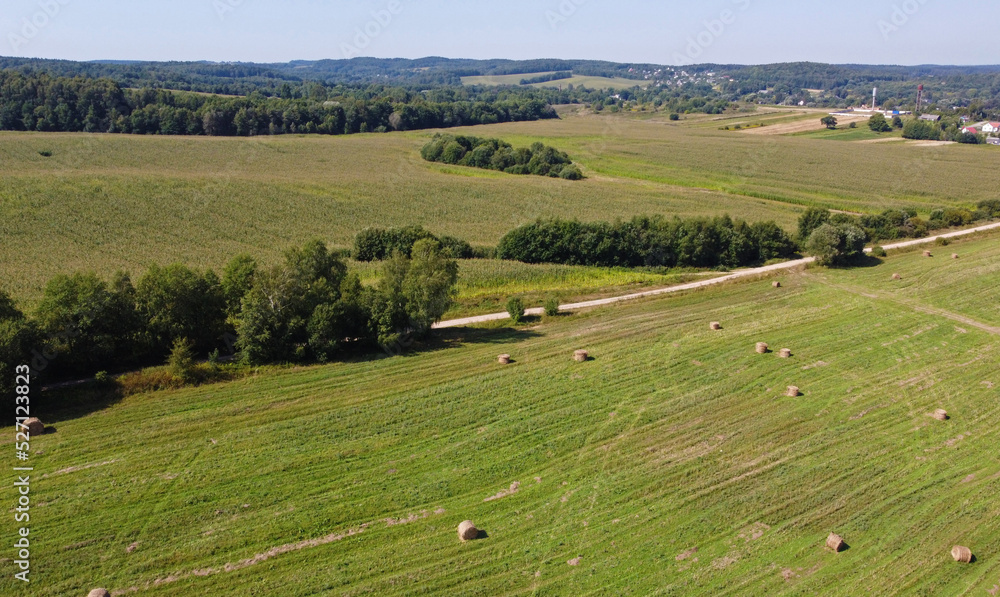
left=786, top=386, right=801, bottom=397
left=826, top=533, right=845, bottom=552
left=892, top=273, right=902, bottom=280
left=24, top=418, right=44, bottom=436
left=574, top=350, right=589, bottom=363
left=778, top=348, right=792, bottom=358
left=755, top=342, right=769, bottom=354
left=88, top=590, right=111, bottom=597
left=709, top=321, right=722, bottom=331
left=497, top=354, right=511, bottom=365
left=772, top=281, right=782, bottom=288
left=458, top=520, right=478, bottom=541
left=923, top=250, right=932, bottom=258
left=951, top=545, right=973, bottom=563
left=952, top=253, right=959, bottom=260
left=932, top=409, right=949, bottom=421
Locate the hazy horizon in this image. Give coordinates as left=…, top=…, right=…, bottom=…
left=3, top=0, right=998, bottom=67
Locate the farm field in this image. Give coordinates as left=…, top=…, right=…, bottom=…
left=350, top=259, right=721, bottom=319
left=460, top=72, right=648, bottom=90
left=11, top=232, right=1000, bottom=596
left=2, top=108, right=998, bottom=303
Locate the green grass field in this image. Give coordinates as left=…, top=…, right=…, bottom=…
left=10, top=232, right=1000, bottom=596
left=350, top=259, right=720, bottom=319
left=1, top=109, right=996, bottom=304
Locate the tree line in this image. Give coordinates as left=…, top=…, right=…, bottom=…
left=421, top=134, right=583, bottom=179
left=494, top=216, right=798, bottom=269
left=0, top=71, right=558, bottom=136
left=0, top=239, right=459, bottom=397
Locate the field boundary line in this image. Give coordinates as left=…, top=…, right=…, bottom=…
left=433, top=222, right=1000, bottom=329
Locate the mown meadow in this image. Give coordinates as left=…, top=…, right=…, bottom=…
left=6, top=232, right=999, bottom=596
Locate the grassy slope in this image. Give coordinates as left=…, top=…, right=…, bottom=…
left=10, top=234, right=1000, bottom=596
left=2, top=110, right=997, bottom=301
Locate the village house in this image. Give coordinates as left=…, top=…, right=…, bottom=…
left=982, top=122, right=1000, bottom=133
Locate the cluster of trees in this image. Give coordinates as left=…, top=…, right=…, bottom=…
left=353, top=225, right=476, bottom=262
left=0, top=239, right=460, bottom=392
left=520, top=72, right=573, bottom=85
left=421, top=134, right=583, bottom=179
left=799, top=201, right=998, bottom=246
left=495, top=216, right=797, bottom=269
left=0, top=71, right=558, bottom=136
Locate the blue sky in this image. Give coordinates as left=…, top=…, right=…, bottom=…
left=3, top=0, right=997, bottom=65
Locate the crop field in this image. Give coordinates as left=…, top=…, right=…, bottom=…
left=11, top=232, right=1000, bottom=596
left=460, top=73, right=648, bottom=90
left=350, top=259, right=721, bottom=318
left=1, top=108, right=997, bottom=303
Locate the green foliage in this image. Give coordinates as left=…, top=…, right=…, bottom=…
left=820, top=116, right=837, bottom=129
left=978, top=199, right=1000, bottom=218
left=506, top=296, right=525, bottom=323
left=34, top=272, right=143, bottom=374
left=669, top=113, right=680, bottom=121
left=543, top=296, right=560, bottom=316
left=902, top=119, right=941, bottom=140
left=0, top=71, right=558, bottom=137
left=136, top=264, right=225, bottom=356
left=353, top=225, right=439, bottom=262
left=221, top=254, right=257, bottom=320
left=805, top=223, right=868, bottom=266
left=496, top=215, right=797, bottom=269
left=166, top=337, right=198, bottom=382
left=797, top=207, right=831, bottom=241
left=871, top=246, right=887, bottom=257
left=421, top=134, right=580, bottom=179
left=0, top=290, right=39, bottom=400
left=868, top=113, right=891, bottom=133
left=891, top=115, right=904, bottom=129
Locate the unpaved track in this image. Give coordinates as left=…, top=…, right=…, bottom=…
left=433, top=222, right=1000, bottom=329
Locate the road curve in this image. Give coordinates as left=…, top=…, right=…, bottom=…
left=432, top=221, right=1000, bottom=329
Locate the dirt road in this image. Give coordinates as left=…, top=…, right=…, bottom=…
left=432, top=222, right=1000, bottom=329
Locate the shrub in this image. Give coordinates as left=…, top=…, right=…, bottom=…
left=669, top=113, right=680, bottom=121
left=38, top=150, right=52, bottom=157
left=167, top=337, right=198, bottom=382
left=506, top=297, right=525, bottom=324
left=978, top=199, right=1000, bottom=218
left=849, top=122, right=857, bottom=128
left=869, top=114, right=891, bottom=132
left=559, top=165, right=584, bottom=180
left=353, top=225, right=438, bottom=261
left=438, top=235, right=475, bottom=259
left=805, top=223, right=868, bottom=266
left=871, top=246, right=887, bottom=258
left=936, top=237, right=950, bottom=246
left=543, top=296, right=560, bottom=317
left=797, top=207, right=831, bottom=241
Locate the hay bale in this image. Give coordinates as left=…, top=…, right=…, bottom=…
left=778, top=348, right=792, bottom=359
left=772, top=281, right=782, bottom=288
left=923, top=250, right=932, bottom=257
left=786, top=386, right=801, bottom=397
left=497, top=354, right=511, bottom=365
left=23, top=418, right=44, bottom=436
left=932, top=409, right=949, bottom=421
left=574, top=350, right=589, bottom=362
left=755, top=342, right=769, bottom=354
left=951, top=545, right=973, bottom=563
left=952, top=253, right=959, bottom=260
left=88, top=590, right=111, bottom=597
left=710, top=321, right=722, bottom=331
left=892, top=273, right=902, bottom=280
left=458, top=520, right=478, bottom=541
left=826, top=533, right=845, bottom=552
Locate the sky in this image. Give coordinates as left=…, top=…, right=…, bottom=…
left=3, top=0, right=998, bottom=66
